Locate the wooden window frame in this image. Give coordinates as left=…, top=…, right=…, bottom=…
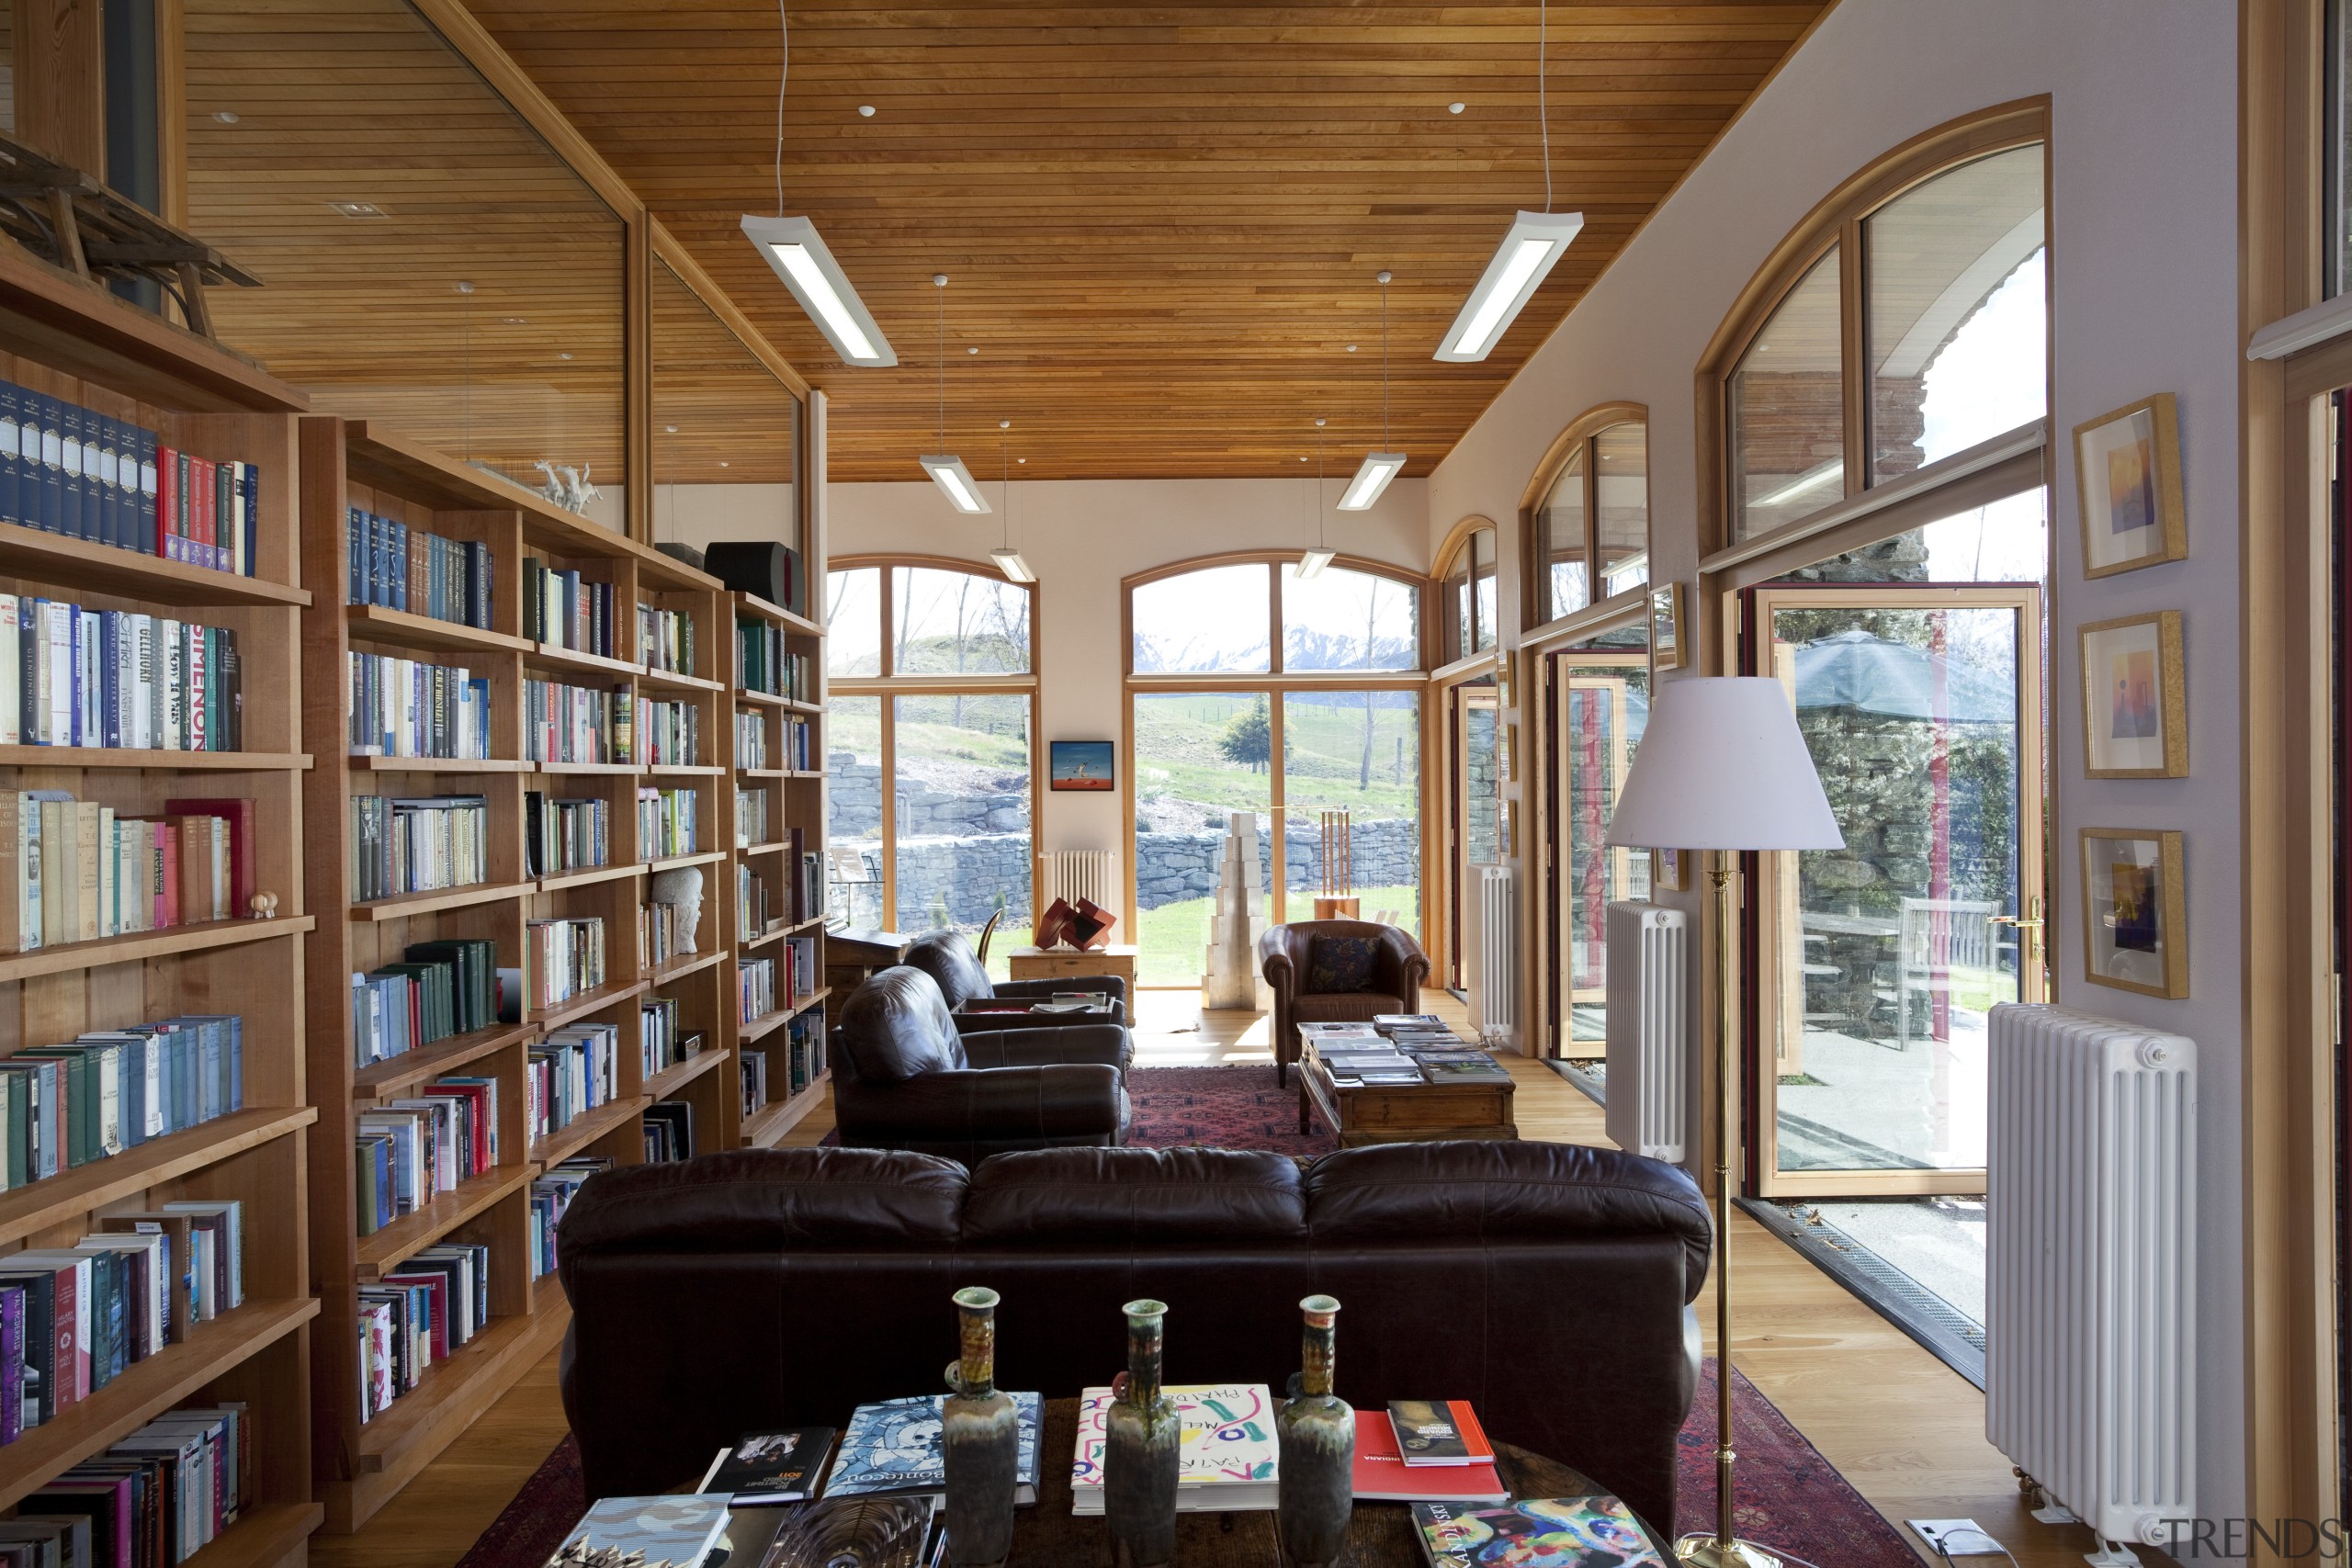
left=1520, top=402, right=1652, bottom=639
left=1434, top=516, right=1500, bottom=666
left=1122, top=550, right=1432, bottom=680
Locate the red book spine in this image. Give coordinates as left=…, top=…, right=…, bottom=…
left=161, top=823, right=180, bottom=929
left=51, top=1263, right=80, bottom=1404
left=155, top=447, right=175, bottom=560
left=193, top=457, right=216, bottom=570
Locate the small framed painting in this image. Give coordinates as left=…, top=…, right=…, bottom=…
left=2080, top=828, right=2187, bottom=998
left=2075, top=393, right=2186, bottom=578
left=1652, top=847, right=1688, bottom=893
left=1048, top=740, right=1115, bottom=792
left=1502, top=722, right=1520, bottom=784
left=1650, top=581, right=1684, bottom=671
left=2079, top=612, right=2186, bottom=778
left=1498, top=654, right=1517, bottom=710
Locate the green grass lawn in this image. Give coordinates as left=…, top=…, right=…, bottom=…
left=1136, top=885, right=1422, bottom=986
left=1133, top=692, right=1419, bottom=820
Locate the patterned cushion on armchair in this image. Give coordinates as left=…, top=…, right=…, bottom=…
left=1306, top=933, right=1384, bottom=994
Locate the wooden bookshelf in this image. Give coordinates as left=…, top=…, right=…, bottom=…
left=298, top=419, right=741, bottom=1531
left=0, top=244, right=321, bottom=1562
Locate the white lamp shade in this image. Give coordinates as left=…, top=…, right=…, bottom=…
left=1603, top=677, right=1844, bottom=852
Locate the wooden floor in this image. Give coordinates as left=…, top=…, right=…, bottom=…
left=314, top=991, right=2089, bottom=1568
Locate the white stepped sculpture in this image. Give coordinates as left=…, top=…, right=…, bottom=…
left=1202, top=810, right=1271, bottom=1009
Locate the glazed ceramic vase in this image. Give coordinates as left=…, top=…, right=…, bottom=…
left=1275, top=1294, right=1354, bottom=1568
left=1103, top=1298, right=1180, bottom=1568
left=941, top=1287, right=1017, bottom=1568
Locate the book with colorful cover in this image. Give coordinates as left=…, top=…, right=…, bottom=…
left=694, top=1426, right=837, bottom=1505
left=546, top=1495, right=733, bottom=1568
left=1387, top=1399, right=1492, bottom=1466
left=824, top=1392, right=1042, bottom=1504
left=1353, top=1405, right=1508, bottom=1504
left=1071, top=1382, right=1279, bottom=1515
left=1411, top=1496, right=1664, bottom=1568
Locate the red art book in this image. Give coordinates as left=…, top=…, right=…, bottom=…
left=1351, top=1404, right=1509, bottom=1504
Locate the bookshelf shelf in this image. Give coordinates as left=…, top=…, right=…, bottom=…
left=736, top=767, right=788, bottom=781
left=645, top=850, right=725, bottom=874
left=529, top=1095, right=643, bottom=1168
left=528, top=978, right=648, bottom=1032
left=349, top=1023, right=538, bottom=1103
left=348, top=1290, right=568, bottom=1473
left=742, top=1070, right=831, bottom=1148
left=526, top=642, right=639, bottom=681
left=732, top=688, right=785, bottom=709
left=532, top=761, right=636, bottom=777
left=0, top=746, right=310, bottom=771
left=348, top=881, right=527, bottom=922
left=647, top=950, right=726, bottom=987
left=186, top=1505, right=331, bottom=1568
left=735, top=592, right=820, bottom=637
left=644, top=1046, right=731, bottom=1100
left=345, top=604, right=529, bottom=658
left=347, top=754, right=528, bottom=775
left=738, top=839, right=786, bottom=856
left=0, top=518, right=314, bottom=608
left=0, top=1296, right=321, bottom=1514
left=0, top=913, right=313, bottom=984
left=639, top=667, right=722, bottom=695
left=354, top=1164, right=535, bottom=1279
left=740, top=988, right=828, bottom=1044
left=534, top=863, right=641, bottom=895
left=741, top=923, right=789, bottom=952
left=646, top=763, right=722, bottom=778
left=0, top=1107, right=317, bottom=1251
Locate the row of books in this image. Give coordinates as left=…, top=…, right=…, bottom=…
left=0, top=1201, right=244, bottom=1433
left=739, top=956, right=777, bottom=1025
left=8, top=1399, right=254, bottom=1567
left=527, top=1022, right=619, bottom=1146
left=795, top=843, right=826, bottom=925
left=643, top=1099, right=695, bottom=1163
left=0, top=383, right=262, bottom=576
left=640, top=898, right=695, bottom=971
left=345, top=508, right=493, bottom=630
left=639, top=604, right=695, bottom=675
left=639, top=787, right=697, bottom=859
left=525, top=791, right=609, bottom=879
left=735, top=711, right=766, bottom=770
left=1300, top=1017, right=1514, bottom=1087
left=354, top=1075, right=503, bottom=1235
left=349, top=794, right=486, bottom=904
left=736, top=618, right=812, bottom=701
left=524, top=678, right=628, bottom=765
left=348, top=940, right=500, bottom=1070
left=784, top=933, right=819, bottom=1003
left=0, top=1017, right=243, bottom=1187
left=3, top=793, right=243, bottom=953
left=356, top=1241, right=489, bottom=1421
left=736, top=863, right=774, bottom=942
left=782, top=1008, right=827, bottom=1098
left=739, top=1054, right=769, bottom=1121
left=523, top=561, right=616, bottom=657
left=778, top=715, right=812, bottom=772
left=1, top=597, right=243, bottom=751
left=735, top=785, right=769, bottom=848
left=638, top=696, right=700, bottom=768
left=639, top=997, right=700, bottom=1079
left=526, top=1156, right=608, bottom=1280
left=347, top=651, right=492, bottom=761
left=524, top=917, right=606, bottom=1011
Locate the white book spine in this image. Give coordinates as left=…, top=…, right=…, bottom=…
left=0, top=593, right=17, bottom=747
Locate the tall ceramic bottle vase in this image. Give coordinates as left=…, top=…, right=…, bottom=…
left=1276, top=1294, right=1354, bottom=1568
left=941, top=1287, right=1017, bottom=1568
left=1103, top=1299, right=1181, bottom=1568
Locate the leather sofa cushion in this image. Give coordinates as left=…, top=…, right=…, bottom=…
left=1306, top=933, right=1383, bottom=993
left=1304, top=1142, right=1713, bottom=1299
left=904, top=931, right=995, bottom=1010
left=837, top=967, right=967, bottom=1083
left=1295, top=993, right=1403, bottom=1023
left=556, top=1148, right=968, bottom=1256
left=965, top=1146, right=1306, bottom=1244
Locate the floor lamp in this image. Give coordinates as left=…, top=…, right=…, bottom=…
left=1602, top=677, right=1844, bottom=1568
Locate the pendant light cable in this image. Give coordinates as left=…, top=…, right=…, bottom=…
left=775, top=0, right=789, bottom=216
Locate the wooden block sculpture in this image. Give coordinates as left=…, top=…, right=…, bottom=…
left=1035, top=896, right=1118, bottom=951
left=1312, top=808, right=1361, bottom=921
left=1203, top=811, right=1270, bottom=1009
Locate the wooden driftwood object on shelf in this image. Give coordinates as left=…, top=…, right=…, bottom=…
left=0, top=128, right=259, bottom=335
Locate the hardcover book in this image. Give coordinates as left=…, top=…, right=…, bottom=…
left=1353, top=1406, right=1507, bottom=1505
left=826, top=1392, right=1042, bottom=1504
left=1071, top=1383, right=1279, bottom=1515
left=1412, top=1496, right=1663, bottom=1568
left=547, top=1496, right=733, bottom=1568
left=694, top=1427, right=837, bottom=1505
left=1387, top=1400, right=1490, bottom=1465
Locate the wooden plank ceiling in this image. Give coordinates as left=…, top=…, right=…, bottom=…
left=463, top=1, right=1828, bottom=482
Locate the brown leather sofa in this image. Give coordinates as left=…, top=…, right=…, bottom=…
left=1258, top=919, right=1434, bottom=1083
left=556, top=1140, right=1710, bottom=1531
left=901, top=929, right=1131, bottom=1028
left=831, top=966, right=1132, bottom=1164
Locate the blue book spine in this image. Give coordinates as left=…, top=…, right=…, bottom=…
left=57, top=402, right=84, bottom=541
left=0, top=383, right=19, bottom=527
left=91, top=414, right=116, bottom=550
left=35, top=396, right=62, bottom=535
left=346, top=509, right=363, bottom=604
left=392, top=520, right=409, bottom=613
left=138, top=427, right=158, bottom=558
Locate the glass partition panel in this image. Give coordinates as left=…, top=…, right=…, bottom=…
left=1283, top=565, right=1418, bottom=671
left=1555, top=658, right=1649, bottom=1055
left=1132, top=565, right=1271, bottom=673
left=1283, top=691, right=1420, bottom=935
left=1538, top=450, right=1589, bottom=624
left=827, top=694, right=885, bottom=927
left=186, top=0, right=628, bottom=524
left=826, top=568, right=883, bottom=677
left=1133, top=690, right=1273, bottom=985
left=1444, top=558, right=1474, bottom=665
left=1472, top=528, right=1498, bottom=652
left=892, top=694, right=1033, bottom=942
left=1594, top=422, right=1650, bottom=597
left=893, top=567, right=1031, bottom=675
left=1729, top=246, right=1845, bottom=541
left=653, top=257, right=801, bottom=563
left=1867, top=145, right=2046, bottom=483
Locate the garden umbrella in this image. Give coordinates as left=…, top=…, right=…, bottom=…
left=1790, top=626, right=2015, bottom=723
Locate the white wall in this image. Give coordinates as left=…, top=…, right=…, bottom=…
left=1425, top=0, right=2244, bottom=1524
left=823, top=475, right=1429, bottom=889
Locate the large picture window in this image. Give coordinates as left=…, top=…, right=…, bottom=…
left=826, top=559, right=1038, bottom=958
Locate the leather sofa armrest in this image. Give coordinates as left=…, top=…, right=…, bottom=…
left=1257, top=926, right=1300, bottom=987
left=961, top=1023, right=1132, bottom=1073
left=835, top=1063, right=1125, bottom=1142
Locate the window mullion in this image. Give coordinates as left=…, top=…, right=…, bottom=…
left=1840, top=219, right=1871, bottom=495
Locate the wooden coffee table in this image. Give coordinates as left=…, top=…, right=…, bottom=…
left=1298, top=1043, right=1517, bottom=1146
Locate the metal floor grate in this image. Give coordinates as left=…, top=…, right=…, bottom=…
left=1739, top=1197, right=1986, bottom=1389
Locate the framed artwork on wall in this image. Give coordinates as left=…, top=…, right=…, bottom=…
left=1503, top=722, right=1520, bottom=783
left=1498, top=653, right=1517, bottom=710
left=1652, top=847, right=1688, bottom=893
left=1650, top=581, right=1684, bottom=671
left=1048, top=739, right=1116, bottom=791
left=2079, top=828, right=2188, bottom=998
left=2074, top=393, right=2187, bottom=578
left=2079, top=611, right=2187, bottom=778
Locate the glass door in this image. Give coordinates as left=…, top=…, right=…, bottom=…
left=1550, top=653, right=1649, bottom=1058
left=1444, top=680, right=1499, bottom=992
left=1746, top=584, right=2045, bottom=1196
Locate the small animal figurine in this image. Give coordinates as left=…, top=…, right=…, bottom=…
left=248, top=892, right=278, bottom=919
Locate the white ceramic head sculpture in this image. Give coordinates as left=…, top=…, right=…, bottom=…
left=650, top=865, right=706, bottom=954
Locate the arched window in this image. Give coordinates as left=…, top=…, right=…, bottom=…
left=823, top=558, right=1037, bottom=957
left=1127, top=556, right=1419, bottom=675
left=1524, top=406, right=1649, bottom=628
left=1435, top=522, right=1498, bottom=664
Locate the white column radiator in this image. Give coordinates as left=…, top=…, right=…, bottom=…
left=1985, top=1002, right=2196, bottom=1552
left=1602, top=901, right=1687, bottom=1161
left=1038, top=850, right=1118, bottom=913
left=1475, top=865, right=1519, bottom=1044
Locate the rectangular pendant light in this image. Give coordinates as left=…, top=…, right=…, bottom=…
left=1337, top=452, right=1407, bottom=512
left=741, top=215, right=896, bottom=367
left=1433, top=210, right=1585, bottom=363
left=989, top=547, right=1035, bottom=583
left=921, top=454, right=990, bottom=513
left=1294, top=547, right=1335, bottom=580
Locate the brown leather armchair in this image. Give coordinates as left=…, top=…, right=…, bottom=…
left=831, top=966, right=1132, bottom=1165
left=1258, top=919, right=1432, bottom=1083
left=901, top=929, right=1130, bottom=1028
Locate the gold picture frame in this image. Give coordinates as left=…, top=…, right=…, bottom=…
left=2079, top=611, right=2187, bottom=778
left=2074, top=393, right=2187, bottom=579
left=1503, top=799, right=1519, bottom=860
left=1652, top=847, right=1688, bottom=893
left=1649, top=581, right=1684, bottom=671
left=2079, top=828, right=2188, bottom=998
left=1502, top=722, right=1520, bottom=783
